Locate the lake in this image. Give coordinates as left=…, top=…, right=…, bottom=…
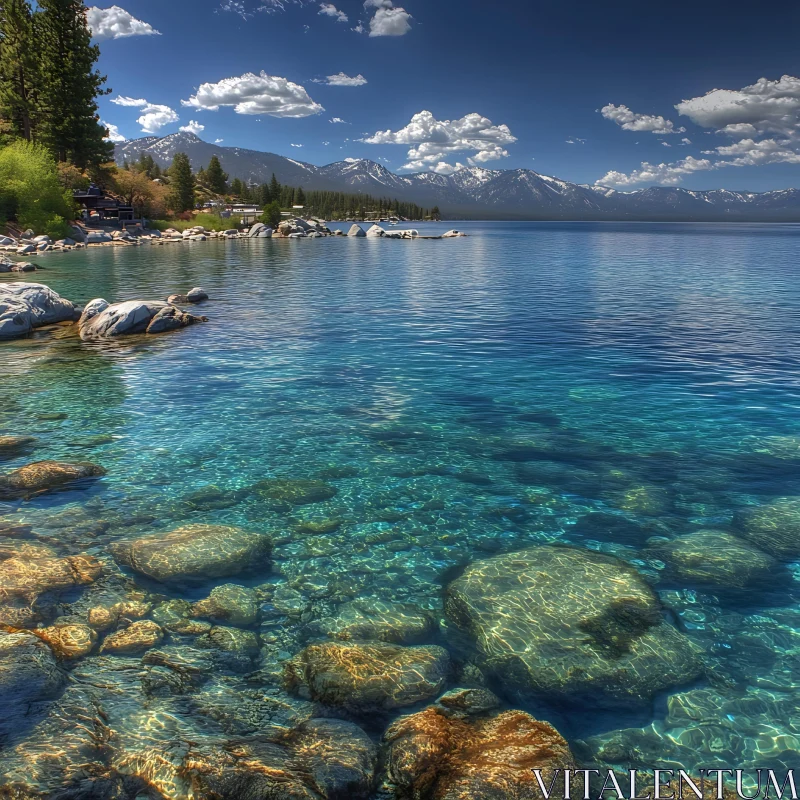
left=2, top=220, right=800, bottom=795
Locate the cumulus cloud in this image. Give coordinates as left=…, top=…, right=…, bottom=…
left=86, top=6, right=160, bottom=41
left=102, top=121, right=126, bottom=142
left=179, top=120, right=205, bottom=135
left=319, top=2, right=347, bottom=21
left=314, top=72, right=368, bottom=86
left=362, top=0, right=411, bottom=36
left=182, top=72, right=323, bottom=117
left=596, top=156, right=714, bottom=187
left=215, top=138, right=224, bottom=143
left=601, top=104, right=685, bottom=134
left=110, top=96, right=179, bottom=133
left=676, top=76, right=800, bottom=138
left=707, top=138, right=800, bottom=167
left=330, top=116, right=348, bottom=123
left=362, top=110, right=516, bottom=172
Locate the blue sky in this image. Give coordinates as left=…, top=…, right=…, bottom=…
left=90, top=0, right=800, bottom=191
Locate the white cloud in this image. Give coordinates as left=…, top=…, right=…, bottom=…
left=352, top=21, right=365, bottom=32
left=319, top=2, right=348, bottom=21
left=179, top=120, right=205, bottom=135
left=430, top=161, right=466, bottom=175
left=110, top=96, right=179, bottom=133
left=314, top=72, right=368, bottom=86
left=596, top=156, right=714, bottom=187
left=601, top=104, right=685, bottom=134
left=565, top=137, right=586, bottom=144
left=219, top=0, right=308, bottom=18
left=102, top=121, right=126, bottom=142
left=681, top=137, right=692, bottom=145
left=707, top=137, right=800, bottom=167
left=344, top=157, right=360, bottom=162
left=676, top=76, right=800, bottom=138
left=86, top=6, right=160, bottom=41
left=322, top=140, right=330, bottom=145
left=330, top=116, right=348, bottom=123
left=661, top=142, right=671, bottom=147
left=110, top=95, right=148, bottom=107
left=291, top=143, right=303, bottom=147
left=215, top=138, right=224, bottom=143
left=363, top=110, right=516, bottom=172
left=182, top=71, right=323, bottom=117
left=369, top=6, right=411, bottom=36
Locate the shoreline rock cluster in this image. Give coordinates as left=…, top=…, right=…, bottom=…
left=0, top=281, right=209, bottom=340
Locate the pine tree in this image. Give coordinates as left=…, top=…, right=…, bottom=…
left=35, top=0, right=111, bottom=168
left=168, top=152, right=195, bottom=212
left=258, top=183, right=271, bottom=206
left=296, top=186, right=306, bottom=205
left=269, top=173, right=281, bottom=202
left=431, top=205, right=441, bottom=221
left=0, top=0, right=38, bottom=141
left=260, top=200, right=282, bottom=229
left=230, top=177, right=244, bottom=198
left=206, top=155, right=228, bottom=194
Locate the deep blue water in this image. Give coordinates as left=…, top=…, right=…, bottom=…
left=3, top=220, right=800, bottom=787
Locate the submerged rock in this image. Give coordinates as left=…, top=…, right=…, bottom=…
left=384, top=704, right=573, bottom=800
left=0, top=630, right=64, bottom=741
left=0, top=435, right=36, bottom=458
left=647, top=530, right=777, bottom=588
left=111, top=524, right=271, bottom=584
left=0, top=282, right=76, bottom=339
left=284, top=641, right=450, bottom=712
left=0, top=460, right=106, bottom=500
left=101, top=619, right=164, bottom=654
left=251, top=477, right=337, bottom=508
left=34, top=622, right=97, bottom=659
left=736, top=497, right=800, bottom=557
left=184, top=718, right=376, bottom=799
left=192, top=583, right=259, bottom=626
left=167, top=287, right=208, bottom=304
left=78, top=298, right=205, bottom=339
left=445, top=546, right=703, bottom=707
left=323, top=598, right=438, bottom=644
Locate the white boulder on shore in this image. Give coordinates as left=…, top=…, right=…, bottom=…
left=366, top=224, right=385, bottom=237
left=0, top=283, right=76, bottom=339
left=248, top=223, right=273, bottom=238
left=348, top=224, right=366, bottom=238
left=78, top=299, right=206, bottom=340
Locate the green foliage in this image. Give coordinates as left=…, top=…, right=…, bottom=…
left=168, top=152, right=195, bottom=213
left=0, top=0, right=38, bottom=141
left=296, top=186, right=306, bottom=205
left=260, top=200, right=282, bottom=229
left=149, top=213, right=236, bottom=233
left=34, top=0, right=112, bottom=168
left=269, top=173, right=281, bottom=203
left=0, top=139, right=74, bottom=237
left=206, top=155, right=228, bottom=194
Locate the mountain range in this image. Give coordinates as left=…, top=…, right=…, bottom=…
left=114, top=133, right=800, bottom=221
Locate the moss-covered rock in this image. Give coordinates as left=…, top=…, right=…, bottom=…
left=445, top=546, right=703, bottom=707
left=111, top=524, right=271, bottom=584
left=647, top=530, right=777, bottom=588
left=284, top=641, right=450, bottom=712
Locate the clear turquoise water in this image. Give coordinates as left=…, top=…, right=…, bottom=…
left=4, top=220, right=800, bottom=786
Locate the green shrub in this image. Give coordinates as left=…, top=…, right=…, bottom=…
left=0, top=140, right=74, bottom=238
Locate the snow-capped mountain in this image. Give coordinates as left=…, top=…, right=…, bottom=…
left=114, top=134, right=800, bottom=221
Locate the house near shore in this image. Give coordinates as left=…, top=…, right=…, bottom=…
left=73, top=184, right=135, bottom=223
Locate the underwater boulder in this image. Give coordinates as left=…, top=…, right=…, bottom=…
left=183, top=718, right=377, bottom=799
left=0, top=435, right=36, bottom=458
left=250, top=477, right=337, bottom=508
left=383, top=703, right=573, bottom=800
left=445, top=546, right=703, bottom=708
left=0, top=630, right=64, bottom=741
left=736, top=497, right=800, bottom=557
left=284, top=641, right=450, bottom=713
left=111, top=524, right=271, bottom=585
left=0, top=460, right=106, bottom=499
left=323, top=598, right=438, bottom=644
left=33, top=623, right=97, bottom=659
left=192, top=583, right=259, bottom=626
left=647, top=530, right=777, bottom=588
left=101, top=620, right=164, bottom=654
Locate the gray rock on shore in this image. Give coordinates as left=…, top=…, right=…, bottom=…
left=78, top=298, right=206, bottom=340
left=348, top=224, right=366, bottom=237
left=0, top=283, right=76, bottom=339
